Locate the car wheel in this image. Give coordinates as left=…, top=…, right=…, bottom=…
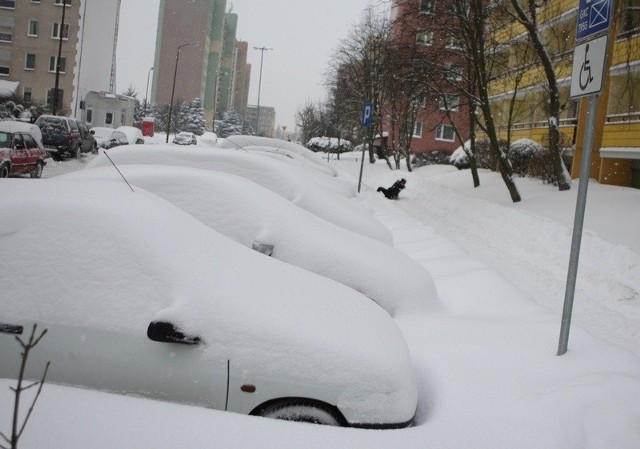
left=75, top=145, right=82, bottom=159
left=256, top=400, right=345, bottom=426
left=0, top=163, right=9, bottom=178
left=92, top=142, right=98, bottom=154
left=30, top=161, right=44, bottom=178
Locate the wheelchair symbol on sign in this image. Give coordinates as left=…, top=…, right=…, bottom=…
left=579, top=43, right=594, bottom=90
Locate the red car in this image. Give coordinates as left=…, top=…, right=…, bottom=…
left=0, top=122, right=48, bottom=178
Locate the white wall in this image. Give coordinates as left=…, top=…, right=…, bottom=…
left=73, top=0, right=121, bottom=118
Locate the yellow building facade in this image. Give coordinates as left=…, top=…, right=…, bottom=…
left=488, top=0, right=640, bottom=187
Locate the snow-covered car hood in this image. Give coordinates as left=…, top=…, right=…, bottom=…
left=0, top=179, right=417, bottom=425
left=86, top=145, right=393, bottom=244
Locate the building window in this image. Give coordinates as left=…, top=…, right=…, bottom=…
left=436, top=124, right=455, bottom=141
left=445, top=63, right=463, bottom=81
left=446, top=35, right=462, bottom=50
left=0, top=0, right=16, bottom=9
left=439, top=94, right=460, bottom=111
left=28, top=20, right=38, bottom=37
left=49, top=56, right=66, bottom=73
left=416, top=30, right=433, bottom=46
left=52, top=23, right=69, bottom=40
left=0, top=65, right=8, bottom=76
left=23, top=87, right=32, bottom=102
left=419, top=0, right=436, bottom=14
left=25, top=53, right=36, bottom=70
left=0, top=31, right=11, bottom=42
left=413, top=121, right=423, bottom=138
left=412, top=94, right=427, bottom=108
left=105, top=112, right=113, bottom=125
left=54, top=0, right=72, bottom=5
left=86, top=108, right=92, bottom=123
left=47, top=88, right=63, bottom=110
left=31, top=0, right=41, bottom=3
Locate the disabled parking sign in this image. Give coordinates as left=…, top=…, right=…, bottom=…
left=570, top=34, right=608, bottom=98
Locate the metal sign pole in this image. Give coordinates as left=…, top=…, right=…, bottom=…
left=358, top=102, right=373, bottom=193
left=557, top=95, right=598, bottom=355
left=558, top=0, right=615, bottom=355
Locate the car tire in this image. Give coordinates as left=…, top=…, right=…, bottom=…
left=256, top=399, right=345, bottom=426
left=74, top=145, right=82, bottom=159
left=0, top=163, right=9, bottom=178
left=30, top=161, right=44, bottom=179
left=92, top=142, right=98, bottom=154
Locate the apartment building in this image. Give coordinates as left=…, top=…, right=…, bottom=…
left=232, top=40, right=250, bottom=120
left=0, top=0, right=79, bottom=115
left=151, top=0, right=249, bottom=128
left=488, top=0, right=640, bottom=187
left=387, top=0, right=470, bottom=155
left=0, top=0, right=120, bottom=117
left=245, top=104, right=275, bottom=137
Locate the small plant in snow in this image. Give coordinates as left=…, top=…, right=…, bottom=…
left=1, top=325, right=50, bottom=449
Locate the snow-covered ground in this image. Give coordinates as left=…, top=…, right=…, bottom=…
left=2, top=147, right=639, bottom=448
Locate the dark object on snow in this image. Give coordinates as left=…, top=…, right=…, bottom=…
left=377, top=178, right=406, bottom=200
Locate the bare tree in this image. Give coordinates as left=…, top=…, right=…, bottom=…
left=507, top=0, right=571, bottom=191
left=1, top=325, right=50, bottom=449
left=456, top=0, right=522, bottom=202
left=328, top=6, right=391, bottom=164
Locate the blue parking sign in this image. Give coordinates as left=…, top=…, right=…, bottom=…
left=576, top=0, right=612, bottom=41
left=361, top=102, right=373, bottom=127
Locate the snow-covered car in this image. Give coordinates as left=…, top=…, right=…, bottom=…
left=34, top=115, right=96, bottom=160
left=0, top=121, right=48, bottom=178
left=90, top=127, right=129, bottom=149
left=86, top=145, right=393, bottom=244
left=0, top=180, right=417, bottom=428
left=117, top=126, right=145, bottom=144
left=61, top=165, right=440, bottom=316
left=172, top=131, right=197, bottom=145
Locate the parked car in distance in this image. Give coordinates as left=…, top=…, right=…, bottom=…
left=0, top=180, right=418, bottom=429
left=117, top=126, right=145, bottom=144
left=91, top=127, right=129, bottom=149
left=0, top=121, right=48, bottom=178
left=34, top=115, right=96, bottom=160
left=173, top=131, right=197, bottom=145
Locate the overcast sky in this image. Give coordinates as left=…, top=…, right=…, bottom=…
left=116, top=0, right=385, bottom=131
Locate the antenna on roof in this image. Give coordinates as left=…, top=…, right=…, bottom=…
left=102, top=150, right=134, bottom=192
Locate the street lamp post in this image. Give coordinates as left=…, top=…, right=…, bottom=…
left=53, top=0, right=68, bottom=116
left=166, top=42, right=197, bottom=143
left=144, top=66, right=154, bottom=117
left=253, top=46, right=272, bottom=136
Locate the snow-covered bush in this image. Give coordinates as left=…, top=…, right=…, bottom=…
left=412, top=150, right=453, bottom=167
left=509, top=139, right=545, bottom=176
left=306, top=136, right=353, bottom=153
left=449, top=138, right=503, bottom=170
left=526, top=146, right=573, bottom=184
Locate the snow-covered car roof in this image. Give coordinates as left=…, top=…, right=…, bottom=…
left=90, top=127, right=115, bottom=139
left=0, top=179, right=417, bottom=425
left=61, top=165, right=440, bottom=316
left=117, top=126, right=144, bottom=144
left=0, top=120, right=43, bottom=144
left=86, top=145, right=393, bottom=244
left=219, top=135, right=340, bottom=177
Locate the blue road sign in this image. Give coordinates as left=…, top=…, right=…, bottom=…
left=576, top=0, right=612, bottom=41
left=361, top=102, right=373, bottom=127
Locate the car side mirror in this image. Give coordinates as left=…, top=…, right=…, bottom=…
left=147, top=321, right=202, bottom=345
left=252, top=241, right=274, bottom=256
left=90, top=130, right=95, bottom=135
